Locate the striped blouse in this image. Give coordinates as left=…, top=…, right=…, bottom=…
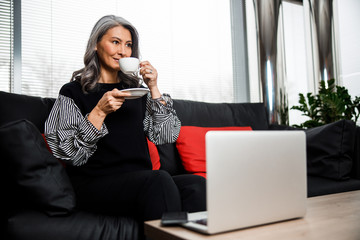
left=44, top=81, right=181, bottom=169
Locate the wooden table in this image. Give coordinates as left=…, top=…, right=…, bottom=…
left=144, top=190, right=360, bottom=240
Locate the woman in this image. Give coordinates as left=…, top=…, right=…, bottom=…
left=44, top=15, right=206, bottom=222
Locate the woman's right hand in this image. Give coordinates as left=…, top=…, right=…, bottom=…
left=96, top=88, right=131, bottom=115
left=88, top=89, right=131, bottom=130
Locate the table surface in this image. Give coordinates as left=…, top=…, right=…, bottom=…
left=144, top=190, right=360, bottom=240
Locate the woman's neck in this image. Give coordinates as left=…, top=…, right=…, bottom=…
left=98, top=70, right=119, bottom=84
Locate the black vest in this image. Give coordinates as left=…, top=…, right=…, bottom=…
left=61, top=81, right=152, bottom=177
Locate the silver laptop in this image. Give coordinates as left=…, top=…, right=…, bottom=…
left=182, top=130, right=307, bottom=234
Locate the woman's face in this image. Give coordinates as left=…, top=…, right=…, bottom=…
left=95, top=25, right=133, bottom=73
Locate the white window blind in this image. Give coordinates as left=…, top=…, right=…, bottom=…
left=20, top=0, right=233, bottom=102
left=0, top=0, right=12, bottom=93
left=21, top=0, right=118, bottom=97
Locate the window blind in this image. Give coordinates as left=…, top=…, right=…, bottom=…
left=0, top=0, right=12, bottom=93
left=20, top=0, right=233, bottom=103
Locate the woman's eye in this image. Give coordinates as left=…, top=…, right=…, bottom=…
left=126, top=43, right=132, bottom=48
left=113, top=40, right=119, bottom=44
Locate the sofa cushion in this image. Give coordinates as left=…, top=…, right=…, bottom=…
left=306, top=119, right=356, bottom=180
left=158, top=143, right=185, bottom=175
left=176, top=126, right=252, bottom=176
left=0, top=91, right=55, bottom=133
left=174, top=99, right=269, bottom=129
left=0, top=119, right=76, bottom=216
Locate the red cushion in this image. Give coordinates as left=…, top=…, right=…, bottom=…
left=147, top=138, right=160, bottom=170
left=176, top=126, right=252, bottom=177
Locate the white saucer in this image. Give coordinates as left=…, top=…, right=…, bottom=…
left=120, top=88, right=150, bottom=99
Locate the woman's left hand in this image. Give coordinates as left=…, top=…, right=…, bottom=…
left=140, top=61, right=158, bottom=90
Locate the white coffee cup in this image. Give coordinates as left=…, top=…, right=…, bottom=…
left=119, top=57, right=140, bottom=74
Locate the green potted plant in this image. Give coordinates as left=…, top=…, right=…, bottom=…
left=291, top=79, right=360, bottom=129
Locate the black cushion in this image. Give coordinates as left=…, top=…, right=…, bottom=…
left=157, top=143, right=185, bottom=175
left=0, top=119, right=76, bottom=216
left=0, top=91, right=55, bottom=133
left=174, top=99, right=269, bottom=129
left=7, top=210, right=138, bottom=240
left=306, top=120, right=356, bottom=180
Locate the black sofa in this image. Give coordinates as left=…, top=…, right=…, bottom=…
left=1, top=91, right=360, bottom=240
left=166, top=99, right=360, bottom=197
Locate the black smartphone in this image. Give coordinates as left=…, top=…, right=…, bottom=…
left=161, top=211, right=188, bottom=226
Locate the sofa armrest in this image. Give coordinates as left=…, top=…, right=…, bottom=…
left=270, top=121, right=358, bottom=181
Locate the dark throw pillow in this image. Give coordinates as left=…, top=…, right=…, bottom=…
left=306, top=119, right=356, bottom=180
left=0, top=119, right=76, bottom=216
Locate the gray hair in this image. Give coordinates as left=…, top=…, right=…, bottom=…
left=71, top=15, right=141, bottom=93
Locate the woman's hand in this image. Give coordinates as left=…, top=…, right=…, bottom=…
left=96, top=89, right=130, bottom=115
left=88, top=89, right=131, bottom=130
left=140, top=61, right=158, bottom=90
left=139, top=61, right=163, bottom=101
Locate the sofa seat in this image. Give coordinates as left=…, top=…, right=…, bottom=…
left=7, top=210, right=138, bottom=240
